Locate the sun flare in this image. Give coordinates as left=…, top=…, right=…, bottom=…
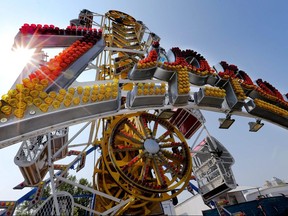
left=12, top=46, right=36, bottom=68
left=0, top=46, right=36, bottom=94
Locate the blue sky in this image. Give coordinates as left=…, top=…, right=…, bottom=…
left=0, top=0, right=287, bottom=201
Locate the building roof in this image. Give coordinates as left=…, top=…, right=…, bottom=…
left=228, top=186, right=259, bottom=193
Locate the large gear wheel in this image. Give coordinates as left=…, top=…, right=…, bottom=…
left=93, top=156, right=163, bottom=215
left=102, top=112, right=193, bottom=202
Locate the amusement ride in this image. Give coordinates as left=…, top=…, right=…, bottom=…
left=0, top=9, right=287, bottom=215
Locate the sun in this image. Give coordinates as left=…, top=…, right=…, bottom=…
left=0, top=46, right=36, bottom=95
left=12, top=46, right=36, bottom=67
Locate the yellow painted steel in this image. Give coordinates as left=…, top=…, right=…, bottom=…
left=100, top=112, right=192, bottom=203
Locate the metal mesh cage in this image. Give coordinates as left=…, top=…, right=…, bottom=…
left=34, top=192, right=74, bottom=216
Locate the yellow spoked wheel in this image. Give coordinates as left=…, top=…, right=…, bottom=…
left=93, top=156, right=163, bottom=215
left=102, top=112, right=192, bottom=202
left=106, top=10, right=136, bottom=26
